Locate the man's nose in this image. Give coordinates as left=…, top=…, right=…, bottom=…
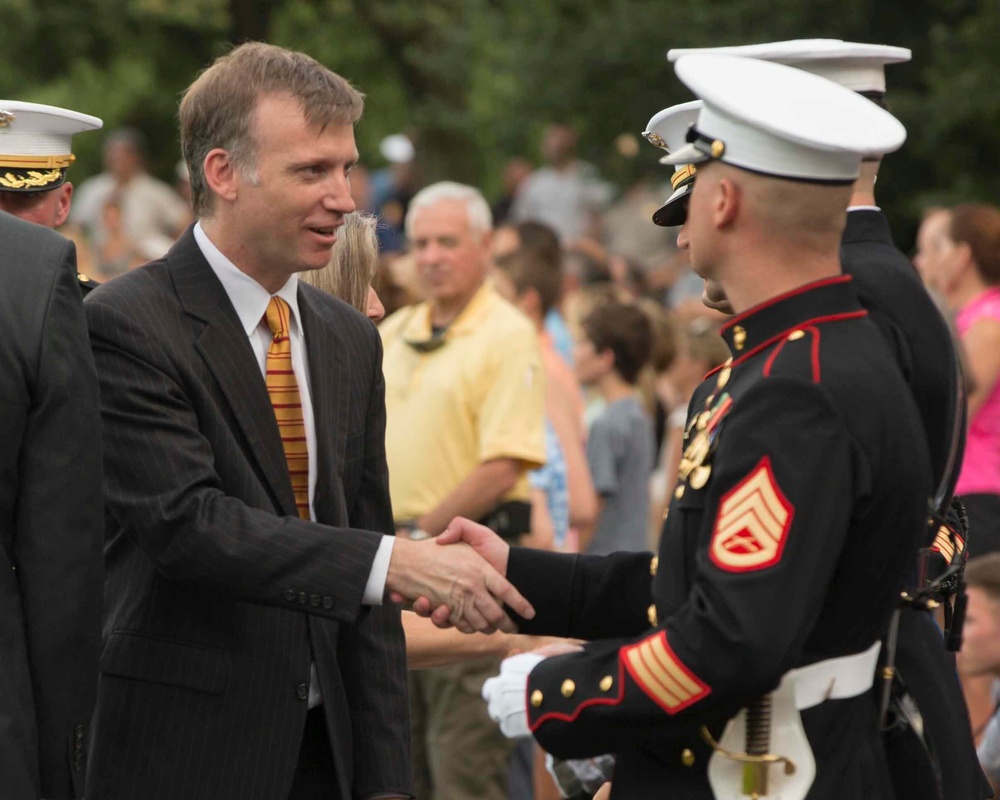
left=676, top=223, right=690, bottom=250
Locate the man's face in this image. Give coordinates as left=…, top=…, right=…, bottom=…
left=0, top=183, right=72, bottom=229
left=959, top=586, right=1000, bottom=678
left=229, top=93, right=358, bottom=283
left=410, top=199, right=490, bottom=309
left=680, top=164, right=722, bottom=281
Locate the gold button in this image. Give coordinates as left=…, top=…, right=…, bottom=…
left=788, top=329, right=805, bottom=341
left=647, top=604, right=658, bottom=626
left=561, top=679, right=576, bottom=698
left=681, top=748, right=696, bottom=767
left=650, top=556, right=658, bottom=576
left=530, top=690, right=544, bottom=707
left=77, top=272, right=90, bottom=282
left=674, top=484, right=685, bottom=500
left=600, top=675, right=613, bottom=692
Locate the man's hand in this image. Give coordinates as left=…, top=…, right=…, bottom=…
left=481, top=652, right=545, bottom=738
left=411, top=517, right=514, bottom=626
left=385, top=536, right=534, bottom=635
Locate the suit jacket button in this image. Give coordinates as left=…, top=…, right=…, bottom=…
left=561, top=679, right=575, bottom=698
left=284, top=589, right=296, bottom=602
left=298, top=591, right=307, bottom=604
left=296, top=683, right=309, bottom=700
left=322, top=597, right=333, bottom=609
left=681, top=748, right=696, bottom=767
left=530, top=690, right=544, bottom=707
left=309, top=593, right=320, bottom=607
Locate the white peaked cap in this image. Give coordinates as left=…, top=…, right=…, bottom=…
left=667, top=39, right=911, bottom=93
left=662, top=54, right=907, bottom=183
left=0, top=100, right=102, bottom=191
left=642, top=100, right=702, bottom=226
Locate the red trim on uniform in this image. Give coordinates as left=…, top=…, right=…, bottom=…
left=528, top=657, right=630, bottom=733
left=762, top=336, right=790, bottom=377
left=720, top=274, right=853, bottom=334
left=807, top=325, right=821, bottom=383
left=731, top=311, right=867, bottom=369
left=709, top=455, right=795, bottom=573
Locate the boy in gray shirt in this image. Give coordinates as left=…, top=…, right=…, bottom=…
left=574, top=301, right=655, bottom=555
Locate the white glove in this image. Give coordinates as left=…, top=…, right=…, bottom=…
left=482, top=652, right=545, bottom=738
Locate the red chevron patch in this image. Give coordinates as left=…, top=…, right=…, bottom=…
left=710, top=456, right=794, bottom=572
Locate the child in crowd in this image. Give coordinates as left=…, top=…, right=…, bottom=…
left=574, top=300, right=654, bottom=555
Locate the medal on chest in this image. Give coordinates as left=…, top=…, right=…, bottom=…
left=675, top=359, right=734, bottom=499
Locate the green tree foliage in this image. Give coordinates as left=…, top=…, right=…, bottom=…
left=0, top=0, right=991, bottom=244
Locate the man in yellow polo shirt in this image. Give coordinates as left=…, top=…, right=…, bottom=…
left=380, top=181, right=546, bottom=800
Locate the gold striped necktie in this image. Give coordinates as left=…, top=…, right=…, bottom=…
left=264, top=296, right=310, bottom=519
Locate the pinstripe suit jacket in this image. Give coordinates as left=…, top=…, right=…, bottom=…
left=0, top=212, right=103, bottom=800
left=83, top=227, right=410, bottom=800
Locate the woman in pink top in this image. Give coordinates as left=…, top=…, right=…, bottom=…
left=916, top=203, right=1000, bottom=555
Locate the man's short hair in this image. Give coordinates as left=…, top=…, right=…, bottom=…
left=405, top=181, right=492, bottom=238
left=581, top=300, right=652, bottom=385
left=493, top=249, right=562, bottom=316
left=513, top=221, right=561, bottom=267
left=965, top=553, right=1000, bottom=602
left=180, top=41, right=364, bottom=218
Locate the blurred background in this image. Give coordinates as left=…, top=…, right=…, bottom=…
left=2, top=0, right=996, bottom=252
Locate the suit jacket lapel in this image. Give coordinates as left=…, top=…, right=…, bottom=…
left=298, top=285, right=348, bottom=524
left=169, top=228, right=299, bottom=517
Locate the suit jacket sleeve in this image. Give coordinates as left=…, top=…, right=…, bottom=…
left=84, top=296, right=381, bottom=623
left=17, top=238, right=103, bottom=798
left=339, top=337, right=413, bottom=798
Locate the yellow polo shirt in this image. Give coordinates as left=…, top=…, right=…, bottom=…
left=380, top=283, right=546, bottom=521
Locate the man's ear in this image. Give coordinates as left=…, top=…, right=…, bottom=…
left=203, top=148, right=240, bottom=204
left=54, top=182, right=74, bottom=228
left=714, top=177, right=740, bottom=228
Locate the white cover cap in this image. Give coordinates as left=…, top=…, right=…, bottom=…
left=642, top=100, right=701, bottom=226
left=667, top=39, right=911, bottom=93
left=0, top=100, right=102, bottom=191
left=662, top=54, right=907, bottom=183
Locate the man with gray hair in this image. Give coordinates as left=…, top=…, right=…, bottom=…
left=380, top=181, right=546, bottom=799
left=84, top=45, right=533, bottom=800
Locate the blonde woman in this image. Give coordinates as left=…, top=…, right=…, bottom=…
left=303, top=213, right=561, bottom=667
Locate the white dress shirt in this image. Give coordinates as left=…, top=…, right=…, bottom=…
left=193, top=223, right=394, bottom=601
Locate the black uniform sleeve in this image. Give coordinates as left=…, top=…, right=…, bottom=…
left=506, top=547, right=654, bottom=640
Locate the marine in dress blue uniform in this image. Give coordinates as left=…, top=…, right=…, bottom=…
left=480, top=54, right=931, bottom=799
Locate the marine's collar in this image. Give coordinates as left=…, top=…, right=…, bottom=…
left=719, top=274, right=865, bottom=361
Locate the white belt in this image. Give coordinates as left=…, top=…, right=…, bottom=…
left=785, top=640, right=882, bottom=711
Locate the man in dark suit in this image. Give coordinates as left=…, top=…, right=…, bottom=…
left=0, top=211, right=103, bottom=799
left=84, top=43, right=531, bottom=800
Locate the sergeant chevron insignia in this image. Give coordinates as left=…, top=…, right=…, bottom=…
left=710, top=456, right=793, bottom=572
left=621, top=631, right=711, bottom=714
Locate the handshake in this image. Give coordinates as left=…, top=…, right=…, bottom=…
left=384, top=517, right=533, bottom=634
